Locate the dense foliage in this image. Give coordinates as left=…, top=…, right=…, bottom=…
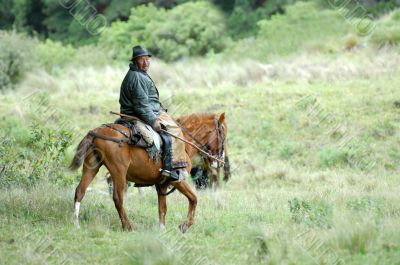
left=1, top=0, right=398, bottom=46
left=0, top=30, right=36, bottom=89
left=0, top=122, right=73, bottom=187
left=0, top=0, right=399, bottom=87
left=370, top=9, right=400, bottom=46
left=100, top=2, right=227, bottom=61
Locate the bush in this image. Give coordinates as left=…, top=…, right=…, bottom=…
left=0, top=121, right=73, bottom=187
left=359, top=0, right=400, bottom=17
left=227, top=0, right=290, bottom=39
left=346, top=197, right=384, bottom=217
left=230, top=2, right=351, bottom=59
left=318, top=147, right=349, bottom=168
left=100, top=2, right=228, bottom=61
left=34, top=39, right=76, bottom=72
left=0, top=30, right=36, bottom=90
left=99, top=4, right=166, bottom=61
left=73, top=45, right=112, bottom=67
left=370, top=9, right=400, bottom=46
left=278, top=141, right=302, bottom=160
left=34, top=40, right=111, bottom=72
left=155, top=1, right=228, bottom=61
left=288, top=197, right=333, bottom=228
left=259, top=2, right=349, bottom=54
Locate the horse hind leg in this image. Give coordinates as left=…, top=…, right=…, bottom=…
left=171, top=180, right=197, bottom=233
left=73, top=151, right=102, bottom=228
left=107, top=164, right=132, bottom=231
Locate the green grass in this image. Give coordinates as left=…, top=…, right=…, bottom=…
left=1, top=48, right=400, bottom=264
left=0, top=179, right=399, bottom=264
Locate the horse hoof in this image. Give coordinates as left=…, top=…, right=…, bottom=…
left=124, top=223, right=133, bottom=231
left=72, top=217, right=80, bottom=229
left=179, top=223, right=189, bottom=233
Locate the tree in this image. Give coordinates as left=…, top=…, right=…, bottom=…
left=99, top=2, right=228, bottom=61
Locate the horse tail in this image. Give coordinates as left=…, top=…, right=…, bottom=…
left=69, top=133, right=95, bottom=171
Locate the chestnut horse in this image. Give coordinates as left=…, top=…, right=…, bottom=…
left=69, top=112, right=226, bottom=232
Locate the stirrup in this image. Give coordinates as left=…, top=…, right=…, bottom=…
left=159, top=168, right=180, bottom=182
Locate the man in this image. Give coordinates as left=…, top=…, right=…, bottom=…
left=119, top=45, right=187, bottom=181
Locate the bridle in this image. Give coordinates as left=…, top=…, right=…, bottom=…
left=176, top=115, right=225, bottom=167
left=213, top=114, right=225, bottom=166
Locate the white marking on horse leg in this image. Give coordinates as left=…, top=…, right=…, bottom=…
left=74, top=202, right=80, bottom=218
left=159, top=224, right=166, bottom=231
left=73, top=202, right=80, bottom=228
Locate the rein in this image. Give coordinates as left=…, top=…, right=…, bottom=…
left=88, top=130, right=129, bottom=146
left=213, top=114, right=225, bottom=167
left=177, top=123, right=207, bottom=149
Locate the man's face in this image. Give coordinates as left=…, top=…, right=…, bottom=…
left=135, top=56, right=151, bottom=72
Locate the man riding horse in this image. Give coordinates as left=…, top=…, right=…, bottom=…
left=119, top=45, right=188, bottom=181
left=70, top=45, right=227, bottom=232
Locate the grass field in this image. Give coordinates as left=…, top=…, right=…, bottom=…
left=0, top=48, right=400, bottom=264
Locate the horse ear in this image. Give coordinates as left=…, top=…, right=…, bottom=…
left=219, top=112, right=225, bottom=123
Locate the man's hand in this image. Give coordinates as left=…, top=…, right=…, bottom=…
left=152, top=120, right=162, bottom=132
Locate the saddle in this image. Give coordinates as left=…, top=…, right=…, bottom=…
left=114, top=117, right=161, bottom=150
left=112, top=118, right=173, bottom=171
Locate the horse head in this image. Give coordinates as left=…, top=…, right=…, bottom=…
left=176, top=112, right=227, bottom=166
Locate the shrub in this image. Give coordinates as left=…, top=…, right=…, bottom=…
left=35, top=40, right=111, bottom=71
left=259, top=2, right=348, bottom=53
left=0, top=121, right=73, bottom=187
left=100, top=2, right=228, bottom=61
left=72, top=45, right=112, bottom=67
left=227, top=0, right=291, bottom=39
left=0, top=30, right=36, bottom=90
left=360, top=0, right=400, bottom=17
left=370, top=9, right=400, bottom=46
left=151, top=1, right=228, bottom=61
left=230, top=2, right=351, bottom=59
left=34, top=39, right=76, bottom=72
left=318, top=147, right=349, bottom=168
left=346, top=197, right=384, bottom=217
left=279, top=141, right=302, bottom=160
left=99, top=4, right=166, bottom=61
left=288, top=197, right=333, bottom=228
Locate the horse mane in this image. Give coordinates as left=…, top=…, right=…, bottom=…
left=176, top=112, right=216, bottom=121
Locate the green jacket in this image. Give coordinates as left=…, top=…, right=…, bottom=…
left=119, top=63, right=161, bottom=125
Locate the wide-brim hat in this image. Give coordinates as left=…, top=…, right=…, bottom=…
left=130, top=45, right=152, bottom=61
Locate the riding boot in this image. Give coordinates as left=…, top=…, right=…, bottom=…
left=159, top=168, right=188, bottom=182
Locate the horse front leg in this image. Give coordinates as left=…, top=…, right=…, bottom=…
left=157, top=185, right=168, bottom=230
left=209, top=167, right=220, bottom=191
left=172, top=180, right=197, bottom=233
